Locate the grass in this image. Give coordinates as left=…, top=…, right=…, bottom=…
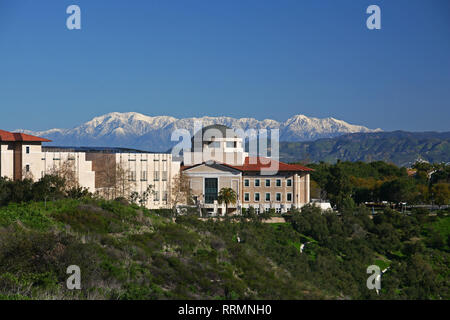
left=374, top=259, right=390, bottom=270
left=428, top=216, right=450, bottom=239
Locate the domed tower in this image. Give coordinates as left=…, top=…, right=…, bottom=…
left=184, top=124, right=247, bottom=166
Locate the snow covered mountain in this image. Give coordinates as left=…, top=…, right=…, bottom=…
left=18, top=112, right=382, bottom=152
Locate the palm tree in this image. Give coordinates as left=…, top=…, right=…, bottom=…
left=218, top=187, right=237, bottom=216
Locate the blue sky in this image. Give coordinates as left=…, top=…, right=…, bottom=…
left=0, top=0, right=449, bottom=132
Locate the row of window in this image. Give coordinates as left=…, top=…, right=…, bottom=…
left=244, top=178, right=292, bottom=188
left=244, top=192, right=293, bottom=202
left=153, top=191, right=168, bottom=202
left=249, top=207, right=283, bottom=214
left=128, top=158, right=168, bottom=162
left=128, top=171, right=168, bottom=182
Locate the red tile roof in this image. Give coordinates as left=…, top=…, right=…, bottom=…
left=0, top=129, right=52, bottom=142
left=227, top=157, right=313, bottom=172
left=182, top=157, right=313, bottom=173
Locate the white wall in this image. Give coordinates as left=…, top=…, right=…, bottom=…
left=41, top=151, right=96, bottom=192
left=0, top=143, right=14, bottom=179
left=115, top=152, right=181, bottom=209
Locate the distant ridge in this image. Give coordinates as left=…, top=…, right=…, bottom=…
left=279, top=131, right=450, bottom=167
left=18, top=112, right=381, bottom=151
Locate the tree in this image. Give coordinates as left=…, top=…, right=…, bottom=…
left=431, top=183, right=450, bottom=208
left=129, top=191, right=139, bottom=205
left=218, top=187, right=237, bottom=216
left=325, top=162, right=352, bottom=210
left=169, top=172, right=193, bottom=212
left=138, top=185, right=155, bottom=207
left=32, top=174, right=66, bottom=206
left=22, top=166, right=34, bottom=181
left=96, top=160, right=135, bottom=200
left=379, top=178, right=417, bottom=204
left=116, top=162, right=135, bottom=199
left=50, top=159, right=79, bottom=191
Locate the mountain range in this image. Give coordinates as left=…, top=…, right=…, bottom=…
left=279, top=131, right=450, bottom=167
left=18, top=112, right=382, bottom=151
left=16, top=112, right=449, bottom=166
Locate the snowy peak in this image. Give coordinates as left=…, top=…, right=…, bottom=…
left=17, top=112, right=382, bottom=151
left=280, top=114, right=381, bottom=140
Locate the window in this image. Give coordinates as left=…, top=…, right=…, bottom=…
left=255, top=179, right=260, bottom=187
left=162, top=171, right=167, bottom=181
left=276, top=193, right=281, bottom=201
left=265, top=207, right=270, bottom=213
left=265, top=179, right=271, bottom=187
left=209, top=141, right=220, bottom=148
left=129, top=171, right=136, bottom=181
left=162, top=192, right=168, bottom=201
left=141, top=171, right=147, bottom=181
left=265, top=193, right=271, bottom=201
left=244, top=193, right=249, bottom=202
left=276, top=208, right=281, bottom=214
left=205, top=178, right=218, bottom=204
left=26, top=146, right=30, bottom=154
left=25, top=165, right=30, bottom=172
left=244, top=179, right=249, bottom=187
left=255, top=208, right=260, bottom=214
left=154, top=191, right=159, bottom=201
left=154, top=171, right=160, bottom=181
left=287, top=193, right=292, bottom=201
left=276, top=179, right=281, bottom=187
left=287, top=179, right=292, bottom=187
left=226, top=141, right=237, bottom=148
left=254, top=193, right=260, bottom=202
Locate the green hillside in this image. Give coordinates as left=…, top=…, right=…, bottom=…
left=280, top=131, right=450, bottom=166
left=0, top=198, right=448, bottom=300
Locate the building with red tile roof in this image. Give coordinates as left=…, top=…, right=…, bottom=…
left=0, top=129, right=52, bottom=142
left=181, top=125, right=312, bottom=215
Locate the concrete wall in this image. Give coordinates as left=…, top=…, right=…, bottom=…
left=0, top=143, right=14, bottom=179
left=242, top=175, right=295, bottom=213
left=241, top=173, right=310, bottom=213
left=41, top=151, right=96, bottom=192
left=0, top=142, right=182, bottom=209
left=115, top=152, right=180, bottom=209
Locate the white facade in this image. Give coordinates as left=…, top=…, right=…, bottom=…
left=41, top=150, right=96, bottom=192
left=181, top=125, right=312, bottom=215
left=114, top=152, right=180, bottom=209
left=184, top=124, right=249, bottom=166
left=0, top=138, right=180, bottom=209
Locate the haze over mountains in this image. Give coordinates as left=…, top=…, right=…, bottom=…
left=19, top=112, right=382, bottom=151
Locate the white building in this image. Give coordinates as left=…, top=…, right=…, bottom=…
left=0, top=129, right=180, bottom=209
left=1, top=125, right=312, bottom=214
left=181, top=125, right=312, bottom=215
